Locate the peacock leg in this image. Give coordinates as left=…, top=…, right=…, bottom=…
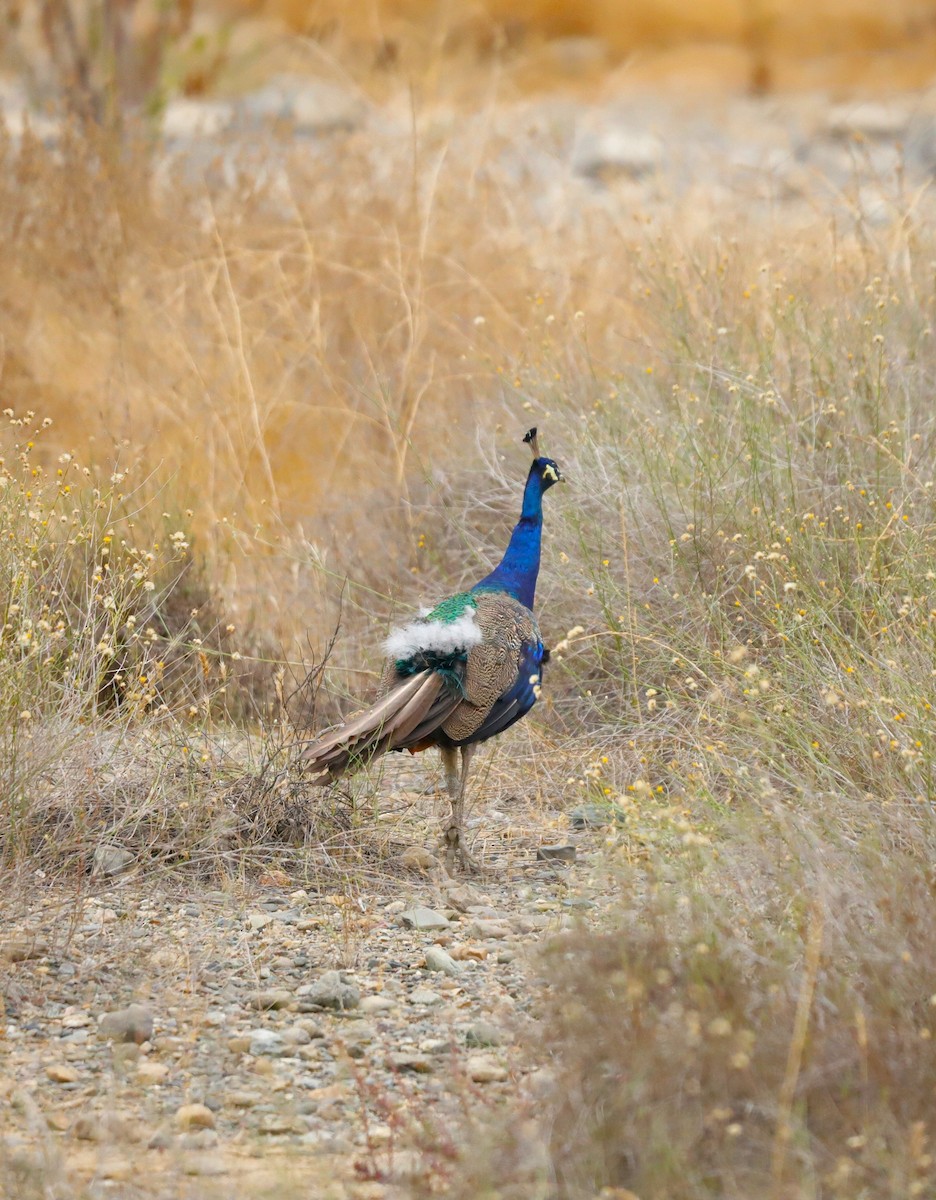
left=443, top=744, right=480, bottom=872
left=440, top=746, right=460, bottom=870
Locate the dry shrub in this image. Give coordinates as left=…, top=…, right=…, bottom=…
left=3, top=0, right=229, bottom=123
left=0, top=416, right=292, bottom=874
left=431, top=793, right=936, bottom=1199
left=540, top=846, right=936, bottom=1198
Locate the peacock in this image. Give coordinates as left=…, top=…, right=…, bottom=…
left=302, top=428, right=563, bottom=871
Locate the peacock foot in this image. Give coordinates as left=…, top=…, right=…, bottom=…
left=443, top=822, right=485, bottom=874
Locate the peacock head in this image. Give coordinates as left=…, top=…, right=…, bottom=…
left=523, top=427, right=563, bottom=491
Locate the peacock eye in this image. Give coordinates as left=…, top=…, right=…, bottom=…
left=542, top=464, right=558, bottom=482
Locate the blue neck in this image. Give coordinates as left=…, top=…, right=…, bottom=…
left=473, top=466, right=544, bottom=609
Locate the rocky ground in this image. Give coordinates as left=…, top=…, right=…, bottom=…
left=4, top=70, right=936, bottom=232
left=1, top=759, right=611, bottom=1200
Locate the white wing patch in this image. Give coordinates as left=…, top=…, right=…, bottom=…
left=383, top=607, right=483, bottom=660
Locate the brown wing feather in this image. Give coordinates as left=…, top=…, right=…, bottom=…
left=303, top=671, right=460, bottom=781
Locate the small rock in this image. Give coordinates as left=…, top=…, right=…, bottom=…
left=136, top=1061, right=170, bottom=1085
left=299, top=971, right=360, bottom=1011
left=424, top=946, right=463, bottom=977
left=112, top=1044, right=140, bottom=1068
left=247, top=988, right=293, bottom=1011
left=466, top=1054, right=509, bottom=1083
left=226, top=1091, right=261, bottom=1108
left=147, top=1125, right=175, bottom=1150
left=257, top=1113, right=302, bottom=1135
left=513, top=914, right=551, bottom=932
left=72, top=1111, right=131, bottom=1142
left=386, top=1053, right=434, bottom=1074
left=162, top=98, right=233, bottom=140
left=97, top=1154, right=133, bottom=1181
left=297, top=1019, right=326, bottom=1038
left=448, top=943, right=488, bottom=962
left=92, top=844, right=134, bottom=877
left=824, top=101, right=909, bottom=141
left=465, top=1020, right=510, bottom=1048
left=398, top=846, right=439, bottom=872
left=71, top=1116, right=100, bottom=1142
left=300, top=1129, right=354, bottom=1153
left=174, top=1104, right=216, bottom=1131
left=61, top=1012, right=92, bottom=1029
left=248, top=1030, right=285, bottom=1058
left=98, top=1004, right=154, bottom=1044
left=9, top=1089, right=37, bottom=1115
left=421, top=1037, right=454, bottom=1055
left=409, top=988, right=443, bottom=1007
left=443, top=883, right=485, bottom=911
left=569, top=802, right=626, bottom=829
left=281, top=1026, right=311, bottom=1047
left=45, top=1065, right=79, bottom=1083
left=573, top=128, right=663, bottom=182
left=178, top=1129, right=219, bottom=1150
left=468, top=920, right=511, bottom=940
left=536, top=843, right=576, bottom=862
left=241, top=75, right=364, bottom=134
left=1, top=936, right=49, bottom=962
left=247, top=913, right=274, bottom=931
left=399, top=905, right=450, bottom=931
left=359, top=995, right=396, bottom=1014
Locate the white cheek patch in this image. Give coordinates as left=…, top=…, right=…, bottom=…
left=383, top=607, right=483, bottom=660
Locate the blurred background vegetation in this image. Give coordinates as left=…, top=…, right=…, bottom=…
left=3, top=5, right=936, bottom=1198
left=3, top=0, right=936, bottom=122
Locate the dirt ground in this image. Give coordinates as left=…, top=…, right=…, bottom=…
left=1, top=751, right=608, bottom=1200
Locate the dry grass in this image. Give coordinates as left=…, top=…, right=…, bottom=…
left=4, top=13, right=936, bottom=1193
